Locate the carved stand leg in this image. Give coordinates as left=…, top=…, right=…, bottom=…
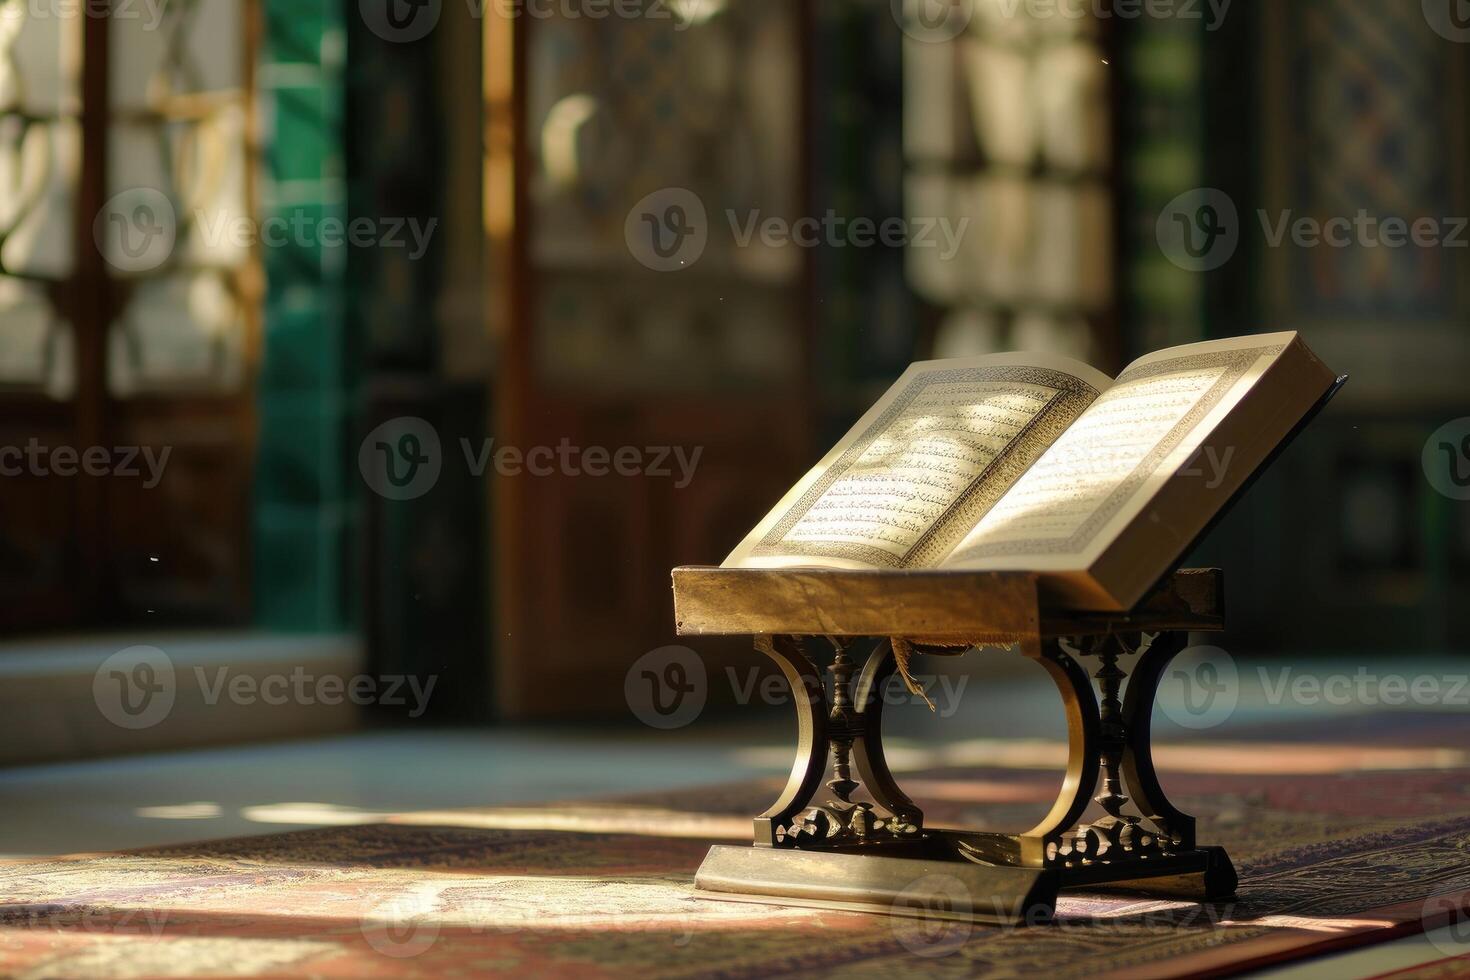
left=749, top=635, right=827, bottom=848
left=968, top=630, right=1236, bottom=899
left=753, top=636, right=924, bottom=849
left=851, top=639, right=925, bottom=836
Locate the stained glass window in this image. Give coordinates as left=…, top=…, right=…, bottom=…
left=103, top=0, right=252, bottom=396
left=901, top=0, right=1113, bottom=363
left=0, top=1, right=80, bottom=398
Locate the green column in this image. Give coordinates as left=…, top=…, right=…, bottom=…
left=253, top=0, right=356, bottom=631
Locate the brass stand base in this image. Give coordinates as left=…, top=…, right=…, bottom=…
left=695, top=843, right=1237, bottom=926
left=697, top=844, right=1058, bottom=926
left=694, top=627, right=1242, bottom=927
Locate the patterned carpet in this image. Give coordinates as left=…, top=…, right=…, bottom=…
left=5, top=719, right=1470, bottom=978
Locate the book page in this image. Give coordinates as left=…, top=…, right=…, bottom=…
left=723, top=352, right=1112, bottom=570
left=943, top=335, right=1297, bottom=571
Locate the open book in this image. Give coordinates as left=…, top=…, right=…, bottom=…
left=724, top=332, right=1341, bottom=610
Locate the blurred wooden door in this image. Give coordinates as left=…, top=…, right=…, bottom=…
left=487, top=5, right=814, bottom=718
left=0, top=3, right=258, bottom=630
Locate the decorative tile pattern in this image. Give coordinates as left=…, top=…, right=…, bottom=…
left=1288, top=0, right=1454, bottom=318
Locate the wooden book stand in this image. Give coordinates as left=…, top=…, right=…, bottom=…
left=670, top=566, right=1238, bottom=926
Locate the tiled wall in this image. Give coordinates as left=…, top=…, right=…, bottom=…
left=253, top=0, right=356, bottom=631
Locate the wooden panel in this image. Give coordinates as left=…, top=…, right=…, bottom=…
left=105, top=406, right=252, bottom=623
left=0, top=414, right=81, bottom=628
left=500, top=400, right=806, bottom=716
left=673, top=567, right=1042, bottom=641
left=486, top=4, right=815, bottom=718
left=672, top=566, right=1223, bottom=640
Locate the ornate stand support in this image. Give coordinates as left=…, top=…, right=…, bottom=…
left=696, top=628, right=1237, bottom=925
left=755, top=636, right=923, bottom=849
